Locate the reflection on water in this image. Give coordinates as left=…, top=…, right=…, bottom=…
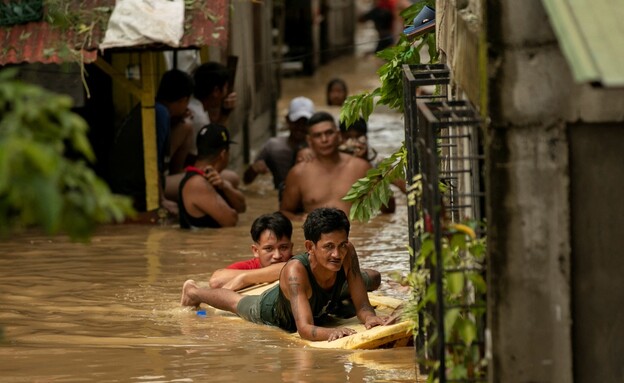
left=0, top=30, right=418, bottom=383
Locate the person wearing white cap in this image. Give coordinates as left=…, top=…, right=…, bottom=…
left=243, top=96, right=315, bottom=198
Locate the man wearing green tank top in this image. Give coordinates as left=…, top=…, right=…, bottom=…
left=180, top=207, right=391, bottom=342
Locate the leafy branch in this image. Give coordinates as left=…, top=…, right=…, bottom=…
left=340, top=1, right=437, bottom=221
left=340, top=0, right=437, bottom=129
left=410, top=225, right=487, bottom=381
left=338, top=1, right=489, bottom=380
left=0, top=69, right=134, bottom=240
left=342, top=145, right=406, bottom=222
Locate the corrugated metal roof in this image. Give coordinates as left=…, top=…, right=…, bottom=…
left=0, top=0, right=229, bottom=65
left=541, top=0, right=624, bottom=87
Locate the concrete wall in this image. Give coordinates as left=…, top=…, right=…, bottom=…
left=569, top=123, right=624, bottom=383
left=437, top=0, right=624, bottom=381
left=224, top=0, right=277, bottom=172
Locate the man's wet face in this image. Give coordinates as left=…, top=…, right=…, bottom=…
left=289, top=118, right=308, bottom=142
left=307, top=121, right=341, bottom=155
left=253, top=230, right=293, bottom=267
left=310, top=230, right=349, bottom=272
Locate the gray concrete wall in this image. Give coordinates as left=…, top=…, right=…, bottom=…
left=485, top=3, right=574, bottom=378
left=438, top=0, right=624, bottom=381
left=569, top=123, right=624, bottom=382
left=226, top=1, right=278, bottom=172
left=486, top=0, right=624, bottom=382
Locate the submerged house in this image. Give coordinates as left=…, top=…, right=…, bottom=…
left=0, top=0, right=279, bottom=213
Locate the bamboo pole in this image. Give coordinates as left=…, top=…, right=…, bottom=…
left=140, top=52, right=159, bottom=211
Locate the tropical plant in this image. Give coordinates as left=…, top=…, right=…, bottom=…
left=0, top=69, right=134, bottom=241
left=340, top=1, right=489, bottom=381
left=411, top=223, right=487, bottom=382
left=340, top=0, right=437, bottom=222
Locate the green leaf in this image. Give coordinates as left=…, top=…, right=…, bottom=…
left=467, top=273, right=487, bottom=294
left=419, top=236, right=434, bottom=260
left=457, top=318, right=477, bottom=346
left=349, top=199, right=360, bottom=221
left=449, top=365, right=468, bottom=380
left=0, top=70, right=135, bottom=240
left=444, top=308, right=461, bottom=341
left=423, top=283, right=437, bottom=305
left=450, top=232, right=467, bottom=251
left=447, top=272, right=465, bottom=296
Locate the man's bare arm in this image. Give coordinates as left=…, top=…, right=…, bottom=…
left=219, top=179, right=246, bottom=213
left=344, top=243, right=386, bottom=329
left=210, top=262, right=286, bottom=290
left=243, top=160, right=268, bottom=184
left=185, top=178, right=238, bottom=227
left=281, top=261, right=356, bottom=341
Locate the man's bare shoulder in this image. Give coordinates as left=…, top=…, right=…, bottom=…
left=281, top=257, right=307, bottom=277
left=185, top=174, right=217, bottom=194
left=289, top=159, right=315, bottom=176
left=342, top=153, right=372, bottom=172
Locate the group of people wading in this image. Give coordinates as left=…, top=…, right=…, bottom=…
left=109, top=61, right=404, bottom=341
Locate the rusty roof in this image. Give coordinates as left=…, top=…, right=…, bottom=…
left=0, top=0, right=229, bottom=65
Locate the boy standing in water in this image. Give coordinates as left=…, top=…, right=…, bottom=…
left=181, top=208, right=388, bottom=342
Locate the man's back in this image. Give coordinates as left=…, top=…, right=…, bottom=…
left=256, top=136, right=296, bottom=189
left=178, top=171, right=237, bottom=228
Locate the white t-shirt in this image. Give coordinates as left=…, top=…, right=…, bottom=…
left=187, top=96, right=210, bottom=155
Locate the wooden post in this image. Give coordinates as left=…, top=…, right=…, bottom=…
left=140, top=52, right=159, bottom=211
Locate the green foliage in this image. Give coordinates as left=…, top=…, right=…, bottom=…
left=339, top=1, right=489, bottom=380
left=340, top=0, right=437, bottom=128
left=342, top=146, right=406, bottom=222
left=0, top=69, right=134, bottom=241
left=402, top=226, right=488, bottom=381
left=340, top=1, right=438, bottom=221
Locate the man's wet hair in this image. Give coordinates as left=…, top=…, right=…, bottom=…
left=193, top=62, right=230, bottom=101
left=307, top=111, right=337, bottom=132
left=303, top=208, right=350, bottom=244
left=156, top=69, right=194, bottom=103
left=250, top=212, right=293, bottom=243
left=339, top=117, right=367, bottom=136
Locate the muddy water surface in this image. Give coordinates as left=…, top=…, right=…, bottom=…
left=0, top=189, right=415, bottom=382
left=0, top=25, right=419, bottom=383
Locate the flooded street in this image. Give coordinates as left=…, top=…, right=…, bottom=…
left=0, top=22, right=418, bottom=383
left=0, top=191, right=414, bottom=382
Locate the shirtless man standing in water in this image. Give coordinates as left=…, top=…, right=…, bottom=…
left=279, top=111, right=371, bottom=221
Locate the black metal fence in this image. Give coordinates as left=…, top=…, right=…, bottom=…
left=403, top=64, right=487, bottom=383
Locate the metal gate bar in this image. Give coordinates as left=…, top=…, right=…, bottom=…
left=416, top=99, right=486, bottom=383
left=402, top=63, right=450, bottom=270
left=402, top=64, right=451, bottom=368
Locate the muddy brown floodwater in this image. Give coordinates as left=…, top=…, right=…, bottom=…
left=0, top=23, right=422, bottom=383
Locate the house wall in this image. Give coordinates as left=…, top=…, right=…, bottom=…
left=222, top=0, right=278, bottom=172
left=437, top=0, right=624, bottom=382
left=320, top=0, right=355, bottom=63
left=101, top=0, right=278, bottom=203
left=569, top=122, right=624, bottom=383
